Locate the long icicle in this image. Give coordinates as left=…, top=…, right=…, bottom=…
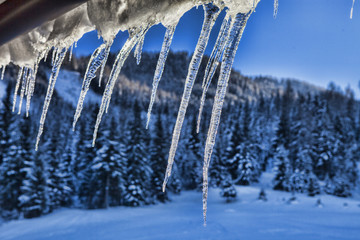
left=202, top=11, right=252, bottom=225
left=105, top=27, right=149, bottom=114
left=274, top=0, right=279, bottom=18
left=134, top=34, right=145, bottom=65
left=26, top=53, right=42, bottom=117
left=12, top=67, right=24, bottom=112
left=351, top=0, right=356, bottom=19
left=98, top=40, right=113, bottom=87
left=162, top=3, right=220, bottom=192
left=51, top=47, right=58, bottom=66
left=73, top=42, right=112, bottom=130
left=17, top=67, right=29, bottom=114
left=35, top=47, right=67, bottom=150
left=69, top=44, right=74, bottom=62
left=197, top=14, right=231, bottom=133
left=92, top=27, right=147, bottom=146
left=1, top=65, right=5, bottom=80
left=146, top=24, right=177, bottom=129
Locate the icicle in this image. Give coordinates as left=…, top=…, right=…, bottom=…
left=146, top=24, right=177, bottom=129
left=1, top=65, right=5, bottom=80
left=99, top=40, right=113, bottom=87
left=162, top=3, right=220, bottom=192
left=17, top=67, right=29, bottom=115
left=134, top=34, right=145, bottom=65
left=26, top=55, right=41, bottom=117
left=274, top=0, right=279, bottom=18
left=69, top=44, right=74, bottom=62
left=202, top=11, right=252, bottom=225
left=12, top=67, right=24, bottom=112
left=197, top=14, right=231, bottom=133
left=51, top=47, right=57, bottom=66
left=351, top=0, right=355, bottom=19
left=92, top=27, right=147, bottom=146
left=43, top=47, right=51, bottom=62
left=73, top=42, right=112, bottom=131
left=35, top=47, right=67, bottom=150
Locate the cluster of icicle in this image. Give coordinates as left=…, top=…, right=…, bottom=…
left=2, top=0, right=356, bottom=224
left=2, top=2, right=254, bottom=224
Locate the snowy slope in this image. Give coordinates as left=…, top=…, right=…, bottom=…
left=50, top=69, right=100, bottom=107
left=0, top=186, right=359, bottom=240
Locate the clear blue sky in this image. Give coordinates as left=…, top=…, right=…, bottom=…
left=74, top=0, right=360, bottom=98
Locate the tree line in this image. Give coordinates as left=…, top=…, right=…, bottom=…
left=0, top=75, right=359, bottom=220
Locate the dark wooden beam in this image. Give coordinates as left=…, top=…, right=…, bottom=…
left=0, top=0, right=88, bottom=46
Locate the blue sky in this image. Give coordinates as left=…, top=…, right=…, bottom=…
left=74, top=0, right=360, bottom=98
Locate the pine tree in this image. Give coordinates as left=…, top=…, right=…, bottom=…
left=0, top=83, right=22, bottom=219
left=273, top=145, right=291, bottom=191
left=220, top=172, right=236, bottom=202
left=19, top=152, right=50, bottom=218
left=41, top=120, right=72, bottom=211
left=18, top=114, right=50, bottom=218
left=224, top=111, right=242, bottom=180
left=235, top=101, right=260, bottom=185
left=91, top=117, right=126, bottom=208
left=76, top=105, right=98, bottom=208
left=149, top=111, right=168, bottom=202
left=325, top=116, right=354, bottom=197
left=180, top=115, right=202, bottom=190
left=310, top=97, right=334, bottom=180
left=124, top=101, right=152, bottom=206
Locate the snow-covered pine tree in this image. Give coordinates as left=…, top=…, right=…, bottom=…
left=325, top=116, right=353, bottom=197
left=42, top=124, right=72, bottom=211
left=19, top=118, right=50, bottom=218
left=180, top=115, right=202, bottom=190
left=18, top=114, right=49, bottom=218
left=224, top=110, right=242, bottom=180
left=272, top=82, right=293, bottom=191
left=273, top=145, right=291, bottom=191
left=236, top=101, right=260, bottom=185
left=149, top=111, right=168, bottom=203
left=124, top=101, right=152, bottom=206
left=220, top=172, right=236, bottom=202
left=209, top=127, right=225, bottom=188
left=91, top=117, right=126, bottom=208
left=310, top=96, right=334, bottom=180
left=0, top=83, right=22, bottom=219
left=76, top=105, right=98, bottom=208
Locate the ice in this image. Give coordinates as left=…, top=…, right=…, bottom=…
left=17, top=67, right=29, bottom=115
left=12, top=67, right=24, bottom=112
left=202, top=11, right=252, bottom=224
left=98, top=40, right=113, bottom=87
left=1, top=65, right=5, bottom=80
left=146, top=24, right=177, bottom=129
left=43, top=47, right=51, bottom=63
left=73, top=41, right=113, bottom=131
left=92, top=27, right=147, bottom=146
left=134, top=34, right=145, bottom=65
left=69, top=44, right=74, bottom=62
left=162, top=3, right=220, bottom=192
left=35, top=47, right=67, bottom=151
left=351, top=0, right=355, bottom=19
left=197, top=14, right=231, bottom=133
left=51, top=47, right=58, bottom=66
left=274, top=0, right=279, bottom=18
left=26, top=54, right=42, bottom=117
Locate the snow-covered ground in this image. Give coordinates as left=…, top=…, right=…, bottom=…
left=1, top=175, right=359, bottom=240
